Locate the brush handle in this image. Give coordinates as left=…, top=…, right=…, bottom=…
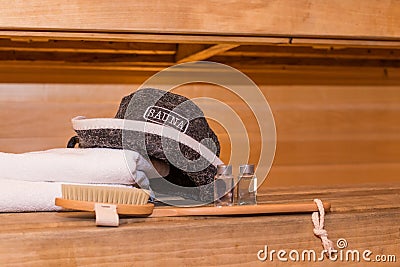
left=56, top=198, right=330, bottom=218
left=150, top=202, right=331, bottom=217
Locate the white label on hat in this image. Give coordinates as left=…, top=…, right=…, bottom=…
left=143, top=106, right=189, bottom=133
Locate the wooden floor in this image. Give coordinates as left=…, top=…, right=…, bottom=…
left=0, top=183, right=398, bottom=266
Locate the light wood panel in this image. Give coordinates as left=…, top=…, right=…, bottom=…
left=263, top=163, right=400, bottom=188
left=0, top=137, right=72, bottom=153
left=0, top=0, right=399, bottom=39
left=0, top=64, right=399, bottom=85
left=0, top=102, right=117, bottom=138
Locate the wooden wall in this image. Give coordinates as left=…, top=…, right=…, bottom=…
left=1, top=67, right=399, bottom=191
left=1, top=0, right=399, bottom=39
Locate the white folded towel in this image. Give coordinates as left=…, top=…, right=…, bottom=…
left=0, top=179, right=62, bottom=212
left=0, top=148, right=158, bottom=189
left=0, top=179, right=133, bottom=212
left=0, top=148, right=160, bottom=212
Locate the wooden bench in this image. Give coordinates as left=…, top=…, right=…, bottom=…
left=0, top=183, right=398, bottom=266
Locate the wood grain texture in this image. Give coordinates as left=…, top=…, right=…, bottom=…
left=0, top=0, right=399, bottom=39
left=263, top=163, right=400, bottom=187
left=0, top=183, right=398, bottom=266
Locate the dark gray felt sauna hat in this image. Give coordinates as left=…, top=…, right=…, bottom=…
left=71, top=88, right=223, bottom=202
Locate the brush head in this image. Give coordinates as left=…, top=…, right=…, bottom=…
left=61, top=184, right=150, bottom=205
left=56, top=184, right=154, bottom=216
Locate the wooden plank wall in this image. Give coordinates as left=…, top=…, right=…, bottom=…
left=0, top=0, right=399, bottom=39
left=1, top=67, right=399, bottom=190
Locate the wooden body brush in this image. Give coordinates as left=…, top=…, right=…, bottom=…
left=55, top=184, right=154, bottom=226
left=55, top=184, right=331, bottom=226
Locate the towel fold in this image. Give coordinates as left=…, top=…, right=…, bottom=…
left=0, top=148, right=159, bottom=189
left=0, top=148, right=160, bottom=212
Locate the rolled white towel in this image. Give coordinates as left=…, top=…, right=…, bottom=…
left=0, top=148, right=159, bottom=189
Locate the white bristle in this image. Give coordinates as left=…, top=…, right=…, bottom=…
left=61, top=184, right=150, bottom=205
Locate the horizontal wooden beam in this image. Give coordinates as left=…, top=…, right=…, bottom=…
left=0, top=61, right=165, bottom=72
left=0, top=30, right=290, bottom=45
left=1, top=51, right=398, bottom=70
left=210, top=56, right=400, bottom=68
left=2, top=30, right=400, bottom=49
left=0, top=51, right=175, bottom=64
left=1, top=62, right=399, bottom=85
left=291, top=38, right=400, bottom=49
left=0, top=0, right=399, bottom=39
left=0, top=39, right=176, bottom=55
left=222, top=45, right=400, bottom=60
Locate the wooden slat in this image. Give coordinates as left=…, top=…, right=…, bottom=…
left=0, top=102, right=118, bottom=138
left=222, top=45, right=400, bottom=60
left=0, top=65, right=399, bottom=85
left=176, top=44, right=239, bottom=63
left=214, top=134, right=400, bottom=165
left=0, top=39, right=176, bottom=54
left=0, top=84, right=134, bottom=103
left=210, top=55, right=400, bottom=68
left=0, top=43, right=238, bottom=65
left=2, top=59, right=399, bottom=73
left=0, top=61, right=167, bottom=72
left=0, top=0, right=399, bottom=39
left=292, top=38, right=400, bottom=48
left=0, top=66, right=156, bottom=84
left=262, top=163, right=400, bottom=188
left=0, top=30, right=290, bottom=45
left=0, top=51, right=175, bottom=64
left=274, top=139, right=400, bottom=165
left=0, top=137, right=73, bottom=153
left=1, top=44, right=400, bottom=69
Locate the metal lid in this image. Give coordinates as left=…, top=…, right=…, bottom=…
left=239, top=164, right=255, bottom=174
left=216, top=164, right=232, bottom=175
